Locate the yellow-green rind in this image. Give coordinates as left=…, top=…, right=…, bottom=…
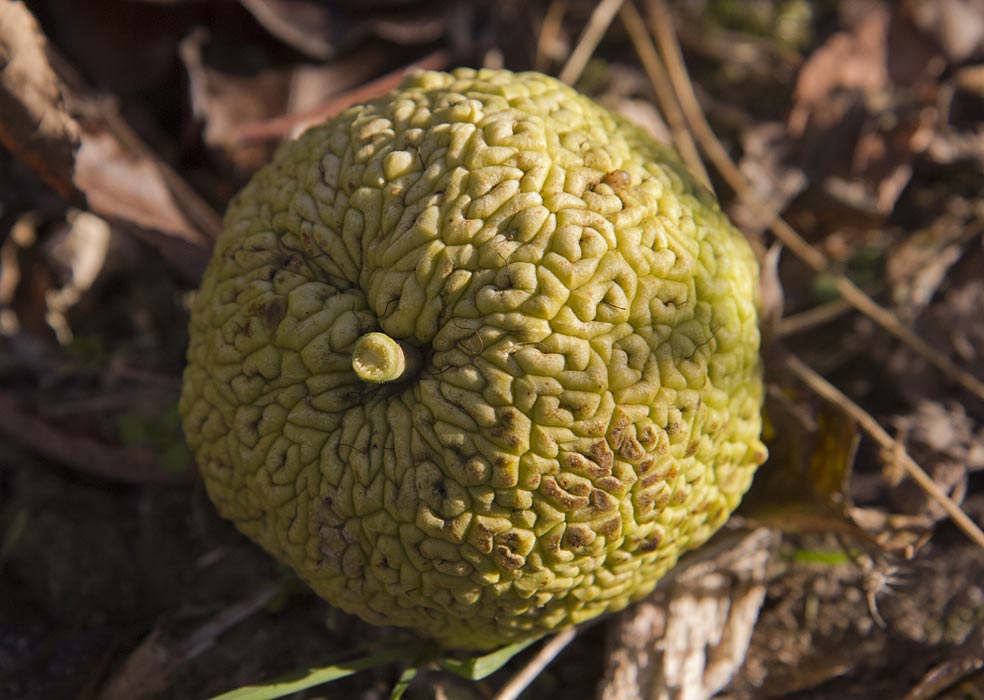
left=179, top=68, right=766, bottom=649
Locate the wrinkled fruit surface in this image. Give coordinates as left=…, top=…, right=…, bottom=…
left=180, top=68, right=766, bottom=649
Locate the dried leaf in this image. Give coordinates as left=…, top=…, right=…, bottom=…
left=787, top=2, right=942, bottom=216
left=179, top=28, right=289, bottom=174
left=892, top=249, right=984, bottom=405
left=239, top=0, right=449, bottom=60
left=733, top=122, right=807, bottom=234
left=886, top=225, right=968, bottom=321
left=0, top=0, right=80, bottom=201
left=41, top=210, right=111, bottom=343
left=789, top=3, right=890, bottom=138
left=888, top=401, right=983, bottom=524
left=99, top=585, right=283, bottom=700
left=740, top=384, right=861, bottom=532
left=906, top=0, right=984, bottom=62
left=0, top=0, right=217, bottom=282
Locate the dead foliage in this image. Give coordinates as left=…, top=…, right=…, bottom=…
left=2, top=1, right=983, bottom=699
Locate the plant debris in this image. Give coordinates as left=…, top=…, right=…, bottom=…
left=2, top=0, right=983, bottom=698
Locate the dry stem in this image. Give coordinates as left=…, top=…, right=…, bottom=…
left=785, top=354, right=984, bottom=550
left=619, top=2, right=711, bottom=190
left=641, top=0, right=984, bottom=550
left=558, top=0, right=625, bottom=85
left=645, top=0, right=984, bottom=403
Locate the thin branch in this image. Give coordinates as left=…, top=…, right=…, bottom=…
left=645, top=0, right=984, bottom=402
left=777, top=296, right=858, bottom=338
left=619, top=1, right=711, bottom=190
left=785, top=353, right=984, bottom=550
left=558, top=0, right=626, bottom=85
left=534, top=0, right=567, bottom=74
left=492, top=628, right=578, bottom=700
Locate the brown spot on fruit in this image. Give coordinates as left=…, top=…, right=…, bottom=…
left=540, top=476, right=590, bottom=509
left=493, top=544, right=524, bottom=570
left=618, top=436, right=645, bottom=461
left=562, top=523, right=595, bottom=549
left=595, top=515, right=622, bottom=539
left=589, top=489, right=617, bottom=512
left=588, top=441, right=614, bottom=470
left=262, top=298, right=286, bottom=331
left=604, top=169, right=631, bottom=189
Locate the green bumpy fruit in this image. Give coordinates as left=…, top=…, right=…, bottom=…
left=180, top=68, right=767, bottom=649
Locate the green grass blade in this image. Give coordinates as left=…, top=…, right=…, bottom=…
left=208, top=645, right=415, bottom=700
left=388, top=663, right=419, bottom=700
left=438, top=637, right=541, bottom=680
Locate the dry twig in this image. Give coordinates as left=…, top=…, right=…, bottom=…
left=645, top=0, right=984, bottom=403
left=785, top=354, right=984, bottom=550
left=558, top=0, right=625, bottom=85
left=0, top=394, right=193, bottom=485
left=639, top=0, right=984, bottom=550
left=492, top=629, right=578, bottom=700
left=777, top=296, right=860, bottom=338
left=619, top=2, right=711, bottom=189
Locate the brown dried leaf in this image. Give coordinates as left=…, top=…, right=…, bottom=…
left=98, top=585, right=282, bottom=700
left=787, top=2, right=942, bottom=215
left=886, top=221, right=970, bottom=321
left=179, top=28, right=289, bottom=174
left=734, top=122, right=807, bottom=233
left=0, top=0, right=217, bottom=282
left=906, top=0, right=984, bottom=62
left=40, top=210, right=112, bottom=344
left=0, top=392, right=192, bottom=485
left=239, top=0, right=449, bottom=60
left=889, top=401, right=983, bottom=524
left=789, top=3, right=890, bottom=138
left=850, top=112, right=935, bottom=215
left=892, top=246, right=984, bottom=406
left=927, top=126, right=984, bottom=165
left=227, top=50, right=450, bottom=145
left=0, top=0, right=80, bottom=201
left=740, top=384, right=862, bottom=536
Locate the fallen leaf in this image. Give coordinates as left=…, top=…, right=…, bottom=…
left=0, top=0, right=217, bottom=283
left=239, top=0, right=450, bottom=60
left=41, top=210, right=112, bottom=344
left=906, top=0, right=984, bottom=62
left=179, top=27, right=289, bottom=174
left=734, top=122, right=807, bottom=234
left=889, top=400, right=983, bottom=523
left=789, top=2, right=890, bottom=138
left=0, top=0, right=80, bottom=201
left=786, top=1, right=942, bottom=216
left=740, top=382, right=862, bottom=534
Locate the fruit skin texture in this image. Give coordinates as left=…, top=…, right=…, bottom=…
left=180, top=68, right=766, bottom=650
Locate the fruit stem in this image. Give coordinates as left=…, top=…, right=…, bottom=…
left=352, top=332, right=419, bottom=383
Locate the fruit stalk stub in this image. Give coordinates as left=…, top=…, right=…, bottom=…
left=352, top=332, right=417, bottom=383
